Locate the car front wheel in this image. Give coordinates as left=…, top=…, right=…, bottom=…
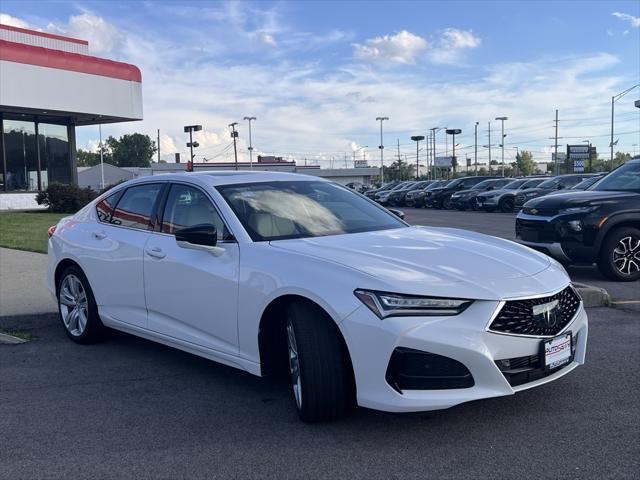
left=499, top=197, right=515, bottom=212
left=57, top=265, right=106, bottom=343
left=598, top=227, right=640, bottom=282
left=285, top=301, right=354, bottom=422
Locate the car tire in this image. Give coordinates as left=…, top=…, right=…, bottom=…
left=286, top=301, right=354, bottom=422
left=597, top=227, right=640, bottom=282
left=483, top=207, right=495, bottom=213
left=499, top=197, right=515, bottom=213
left=442, top=197, right=453, bottom=209
left=57, top=265, right=107, bottom=344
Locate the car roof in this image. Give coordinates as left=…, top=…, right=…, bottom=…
left=116, top=171, right=328, bottom=188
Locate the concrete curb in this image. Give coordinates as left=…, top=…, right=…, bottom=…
left=0, top=332, right=28, bottom=345
left=573, top=283, right=611, bottom=308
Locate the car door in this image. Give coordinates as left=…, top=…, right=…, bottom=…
left=84, top=182, right=163, bottom=329
left=143, top=182, right=240, bottom=355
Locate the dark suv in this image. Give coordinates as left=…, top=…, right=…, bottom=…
left=516, top=160, right=640, bottom=281
left=425, top=176, right=498, bottom=209
left=387, top=180, right=433, bottom=207
left=449, top=178, right=514, bottom=211
left=405, top=180, right=448, bottom=207
left=514, top=174, right=598, bottom=208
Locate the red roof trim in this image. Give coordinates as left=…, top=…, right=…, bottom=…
left=0, top=40, right=141, bottom=82
left=0, top=23, right=89, bottom=45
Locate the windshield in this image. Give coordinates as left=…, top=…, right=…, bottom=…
left=573, top=176, right=601, bottom=190
left=425, top=181, right=446, bottom=190
left=592, top=162, right=640, bottom=193
left=504, top=179, right=526, bottom=190
left=217, top=181, right=407, bottom=241
left=471, top=179, right=497, bottom=190
left=521, top=178, right=546, bottom=189
left=538, top=177, right=559, bottom=189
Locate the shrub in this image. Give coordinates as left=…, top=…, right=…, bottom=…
left=36, top=183, right=97, bottom=213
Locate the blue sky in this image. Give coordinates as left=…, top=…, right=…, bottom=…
left=2, top=0, right=639, bottom=167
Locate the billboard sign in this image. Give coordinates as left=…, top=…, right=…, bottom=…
left=435, top=156, right=454, bottom=167
left=567, top=145, right=590, bottom=173
left=354, top=160, right=369, bottom=168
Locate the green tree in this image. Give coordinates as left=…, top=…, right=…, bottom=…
left=106, top=133, right=156, bottom=168
left=515, top=150, right=536, bottom=176
left=382, top=157, right=414, bottom=181
left=76, top=149, right=100, bottom=167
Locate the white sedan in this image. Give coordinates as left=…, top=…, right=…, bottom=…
left=47, top=172, right=587, bottom=422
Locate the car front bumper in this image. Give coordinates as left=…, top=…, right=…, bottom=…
left=340, top=295, right=587, bottom=413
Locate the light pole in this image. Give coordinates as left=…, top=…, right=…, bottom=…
left=495, top=116, right=508, bottom=177
left=611, top=84, right=639, bottom=169
left=228, top=122, right=239, bottom=170
left=184, top=124, right=202, bottom=172
left=446, top=129, right=461, bottom=175
left=376, top=117, right=388, bottom=184
left=582, top=139, right=592, bottom=172
left=429, top=127, right=445, bottom=179
left=243, top=116, right=256, bottom=169
left=474, top=121, right=479, bottom=175
left=410, top=135, right=425, bottom=180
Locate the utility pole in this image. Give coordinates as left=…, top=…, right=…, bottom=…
left=157, top=128, right=160, bottom=163
left=243, top=116, right=256, bottom=169
left=229, top=122, right=239, bottom=170
left=344, top=152, right=348, bottom=168
left=554, top=109, right=559, bottom=176
left=488, top=122, right=492, bottom=175
left=376, top=117, right=389, bottom=184
left=495, top=117, right=508, bottom=177
left=474, top=122, right=479, bottom=175
left=411, top=135, right=425, bottom=181
left=99, top=124, right=104, bottom=190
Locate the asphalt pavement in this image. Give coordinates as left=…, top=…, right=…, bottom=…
left=0, top=208, right=638, bottom=479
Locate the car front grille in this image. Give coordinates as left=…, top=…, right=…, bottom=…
left=489, top=286, right=581, bottom=337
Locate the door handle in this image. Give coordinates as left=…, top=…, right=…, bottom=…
left=92, top=231, right=107, bottom=240
left=145, top=247, right=166, bottom=259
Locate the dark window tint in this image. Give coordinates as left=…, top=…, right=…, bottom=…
left=96, top=190, right=124, bottom=224
left=111, top=184, right=161, bottom=230
left=161, top=184, right=230, bottom=240
left=561, top=176, right=586, bottom=188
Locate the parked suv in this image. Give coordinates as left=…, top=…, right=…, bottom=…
left=405, top=180, right=448, bottom=207
left=516, top=160, right=640, bottom=281
left=375, top=182, right=415, bottom=205
left=365, top=181, right=401, bottom=200
left=514, top=174, right=597, bottom=209
left=477, top=177, right=547, bottom=212
left=449, top=178, right=514, bottom=211
left=426, top=176, right=498, bottom=209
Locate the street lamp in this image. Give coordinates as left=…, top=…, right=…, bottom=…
left=184, top=124, right=202, bottom=172
left=445, top=129, right=461, bottom=175
left=495, top=116, right=508, bottom=177
left=611, top=84, right=639, bottom=168
left=243, top=116, right=256, bottom=169
left=411, top=135, right=425, bottom=180
left=376, top=117, right=389, bottom=184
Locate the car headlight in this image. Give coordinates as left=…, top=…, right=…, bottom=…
left=558, top=206, right=598, bottom=215
left=416, top=191, right=426, bottom=197
left=525, top=192, right=538, bottom=197
left=354, top=289, right=473, bottom=319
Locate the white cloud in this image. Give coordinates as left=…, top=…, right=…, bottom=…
left=352, top=30, right=428, bottom=64
left=440, top=28, right=481, bottom=49
left=0, top=12, right=30, bottom=28
left=612, top=11, right=640, bottom=28
left=47, top=13, right=124, bottom=55
left=257, top=31, right=277, bottom=47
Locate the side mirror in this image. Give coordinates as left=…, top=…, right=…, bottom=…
left=557, top=184, right=564, bottom=190
left=388, top=208, right=405, bottom=220
left=457, top=184, right=465, bottom=190
left=175, top=224, right=224, bottom=256
left=486, top=186, right=494, bottom=191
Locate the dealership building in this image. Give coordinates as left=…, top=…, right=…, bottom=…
left=0, top=23, right=142, bottom=208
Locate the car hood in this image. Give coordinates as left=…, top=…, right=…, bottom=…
left=477, top=188, right=510, bottom=197
left=452, top=188, right=476, bottom=196
left=270, top=227, right=565, bottom=300
left=525, top=190, right=640, bottom=208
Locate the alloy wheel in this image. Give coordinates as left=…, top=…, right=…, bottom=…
left=286, top=320, right=302, bottom=409
left=59, top=274, right=88, bottom=337
left=613, top=235, right=640, bottom=276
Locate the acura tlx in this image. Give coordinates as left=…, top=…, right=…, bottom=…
left=47, top=171, right=587, bottom=422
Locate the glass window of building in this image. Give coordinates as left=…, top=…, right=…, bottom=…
left=38, top=123, right=71, bottom=188
left=3, top=119, right=39, bottom=191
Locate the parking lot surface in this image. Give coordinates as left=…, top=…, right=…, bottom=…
left=1, top=208, right=638, bottom=479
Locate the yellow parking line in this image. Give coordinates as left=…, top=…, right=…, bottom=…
left=612, top=300, right=640, bottom=305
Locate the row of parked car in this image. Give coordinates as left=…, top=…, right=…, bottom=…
left=363, top=173, right=603, bottom=212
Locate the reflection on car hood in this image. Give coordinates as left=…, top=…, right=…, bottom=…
left=524, top=190, right=640, bottom=207
left=271, top=226, right=564, bottom=300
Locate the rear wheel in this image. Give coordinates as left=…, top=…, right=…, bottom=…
left=598, top=227, right=640, bottom=281
left=442, top=196, right=453, bottom=209
left=57, top=266, right=106, bottom=343
left=286, top=301, right=354, bottom=422
left=499, top=197, right=515, bottom=213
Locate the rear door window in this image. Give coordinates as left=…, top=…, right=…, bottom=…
left=96, top=190, right=123, bottom=224
left=111, top=184, right=162, bottom=230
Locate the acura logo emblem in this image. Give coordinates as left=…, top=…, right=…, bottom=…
left=532, top=300, right=560, bottom=328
